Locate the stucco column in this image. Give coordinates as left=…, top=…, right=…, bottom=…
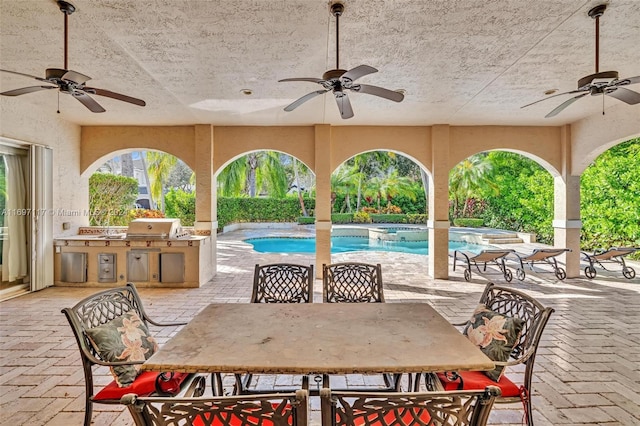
left=428, top=125, right=450, bottom=279
left=553, top=125, right=581, bottom=278
left=314, top=124, right=332, bottom=278
left=553, top=175, right=581, bottom=277
left=194, top=124, right=217, bottom=278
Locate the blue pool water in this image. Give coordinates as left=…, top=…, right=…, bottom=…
left=245, top=236, right=486, bottom=256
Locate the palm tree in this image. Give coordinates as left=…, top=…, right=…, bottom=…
left=145, top=151, right=177, bottom=212
left=350, top=152, right=393, bottom=211
left=365, top=167, right=416, bottom=212
left=217, top=151, right=289, bottom=198
left=449, top=154, right=497, bottom=218
left=331, top=164, right=359, bottom=212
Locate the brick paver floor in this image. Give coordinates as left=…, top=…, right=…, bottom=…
left=1, top=228, right=639, bottom=425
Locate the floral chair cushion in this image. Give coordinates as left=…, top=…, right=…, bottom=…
left=463, top=304, right=524, bottom=381
left=86, top=310, right=159, bottom=387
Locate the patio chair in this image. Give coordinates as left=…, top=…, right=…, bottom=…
left=511, top=248, right=571, bottom=281
left=420, top=283, right=554, bottom=426
left=122, top=389, right=309, bottom=426
left=453, top=249, right=515, bottom=282
left=250, top=263, right=314, bottom=303
left=581, top=247, right=638, bottom=279
left=62, top=283, right=220, bottom=426
left=320, top=386, right=500, bottom=426
left=236, top=263, right=314, bottom=394
left=322, top=262, right=385, bottom=303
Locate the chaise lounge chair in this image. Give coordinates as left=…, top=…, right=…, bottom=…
left=581, top=247, right=638, bottom=279
left=511, top=247, right=571, bottom=280
left=453, top=249, right=515, bottom=282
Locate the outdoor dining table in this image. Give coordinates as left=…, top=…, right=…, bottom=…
left=142, top=303, right=494, bottom=376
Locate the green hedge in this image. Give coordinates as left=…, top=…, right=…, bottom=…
left=331, top=213, right=354, bottom=224
left=217, top=197, right=314, bottom=229
left=165, top=189, right=195, bottom=226
left=453, top=218, right=484, bottom=227
left=219, top=198, right=428, bottom=229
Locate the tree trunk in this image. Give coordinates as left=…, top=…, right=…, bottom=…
left=247, top=153, right=258, bottom=197
left=139, top=151, right=155, bottom=210
left=420, top=168, right=429, bottom=214
left=293, top=158, right=308, bottom=216
left=121, top=153, right=134, bottom=177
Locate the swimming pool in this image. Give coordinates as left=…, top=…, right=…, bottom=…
left=244, top=236, right=487, bottom=255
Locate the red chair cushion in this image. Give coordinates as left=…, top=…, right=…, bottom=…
left=93, top=371, right=190, bottom=401
left=436, top=371, right=521, bottom=397
left=192, top=405, right=292, bottom=426
left=355, top=408, right=431, bottom=425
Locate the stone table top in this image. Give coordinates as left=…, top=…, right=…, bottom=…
left=142, top=303, right=494, bottom=375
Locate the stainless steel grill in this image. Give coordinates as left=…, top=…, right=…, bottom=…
left=126, top=218, right=189, bottom=239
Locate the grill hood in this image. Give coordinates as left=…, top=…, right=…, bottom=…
left=126, top=218, right=187, bottom=239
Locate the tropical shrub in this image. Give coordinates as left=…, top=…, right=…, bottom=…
left=406, top=214, right=428, bottom=224
left=381, top=204, right=402, bottom=214
left=129, top=209, right=165, bottom=220
left=581, top=138, right=640, bottom=257
left=371, top=214, right=406, bottom=223
left=353, top=211, right=372, bottom=223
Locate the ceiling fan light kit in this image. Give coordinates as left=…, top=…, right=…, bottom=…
left=521, top=4, right=640, bottom=118
left=0, top=0, right=146, bottom=113
left=278, top=0, right=404, bottom=119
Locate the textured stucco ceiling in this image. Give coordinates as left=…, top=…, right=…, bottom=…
left=1, top=0, right=639, bottom=127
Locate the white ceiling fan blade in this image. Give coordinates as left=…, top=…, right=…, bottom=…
left=521, top=89, right=587, bottom=109
left=606, top=87, right=640, bottom=105
left=335, top=92, right=354, bottom=119
left=342, top=65, right=377, bottom=82
left=283, top=89, right=328, bottom=111
left=353, top=84, right=404, bottom=102
left=545, top=93, right=589, bottom=118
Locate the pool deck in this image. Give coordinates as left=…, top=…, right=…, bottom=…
left=1, top=226, right=639, bottom=425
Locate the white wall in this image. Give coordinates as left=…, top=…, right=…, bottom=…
left=0, top=98, right=87, bottom=237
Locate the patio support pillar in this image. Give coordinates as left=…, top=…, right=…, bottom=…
left=428, top=125, right=450, bottom=279
left=314, top=124, right=332, bottom=279
left=553, top=125, right=581, bottom=278
left=194, top=124, right=217, bottom=278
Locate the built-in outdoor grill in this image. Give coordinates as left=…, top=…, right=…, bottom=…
left=125, top=218, right=191, bottom=240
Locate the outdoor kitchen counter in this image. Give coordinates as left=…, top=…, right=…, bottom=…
left=54, top=234, right=209, bottom=247
left=53, top=234, right=214, bottom=288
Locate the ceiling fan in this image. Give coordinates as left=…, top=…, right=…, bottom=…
left=279, top=0, right=404, bottom=119
left=522, top=4, right=640, bottom=118
left=0, top=0, right=145, bottom=113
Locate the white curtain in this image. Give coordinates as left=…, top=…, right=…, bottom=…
left=2, top=155, right=28, bottom=282
left=31, top=146, right=53, bottom=291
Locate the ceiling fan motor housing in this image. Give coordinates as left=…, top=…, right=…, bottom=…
left=578, top=70, right=618, bottom=89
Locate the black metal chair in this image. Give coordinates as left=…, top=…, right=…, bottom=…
left=421, top=283, right=554, bottom=426
left=320, top=386, right=500, bottom=426
left=322, top=262, right=385, bottom=303
left=62, top=283, right=218, bottom=426
left=123, top=389, right=309, bottom=426
left=251, top=263, right=314, bottom=303
left=235, top=263, right=314, bottom=394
